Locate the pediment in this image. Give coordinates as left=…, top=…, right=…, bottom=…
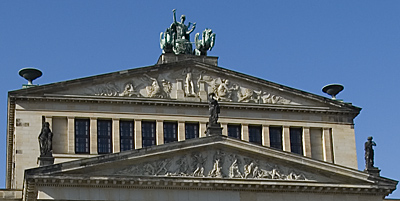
left=27, top=136, right=387, bottom=186
left=10, top=58, right=360, bottom=112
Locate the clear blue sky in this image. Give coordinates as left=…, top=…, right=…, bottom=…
left=1, top=0, right=399, bottom=198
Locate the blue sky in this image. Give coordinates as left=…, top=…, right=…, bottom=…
left=1, top=0, right=400, bottom=198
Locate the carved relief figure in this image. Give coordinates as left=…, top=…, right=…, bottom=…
left=38, top=122, right=53, bottom=156
left=260, top=93, right=292, bottom=104
left=216, top=79, right=238, bottom=101
left=145, top=76, right=161, bottom=98
left=238, top=88, right=256, bottom=103
left=192, top=153, right=206, bottom=177
left=185, top=72, right=196, bottom=96
left=119, top=83, right=140, bottom=97
left=229, top=159, right=243, bottom=178
left=208, top=159, right=222, bottom=178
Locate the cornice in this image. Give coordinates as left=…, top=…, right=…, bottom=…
left=27, top=176, right=394, bottom=196
left=10, top=94, right=359, bottom=117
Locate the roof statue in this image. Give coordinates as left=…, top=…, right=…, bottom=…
left=160, top=9, right=216, bottom=56
left=364, top=136, right=381, bottom=176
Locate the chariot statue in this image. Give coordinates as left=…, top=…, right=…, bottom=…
left=160, top=9, right=216, bottom=56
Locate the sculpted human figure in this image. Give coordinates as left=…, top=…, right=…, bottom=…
left=208, top=93, right=220, bottom=125
left=216, top=79, right=238, bottom=101
left=365, top=136, right=376, bottom=169
left=185, top=72, right=196, bottom=96
left=171, top=9, right=196, bottom=40
left=38, top=122, right=53, bottom=156
left=145, top=76, right=161, bottom=98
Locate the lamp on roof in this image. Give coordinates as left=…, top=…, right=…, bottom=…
left=322, top=84, right=344, bottom=100
left=19, top=68, right=42, bottom=88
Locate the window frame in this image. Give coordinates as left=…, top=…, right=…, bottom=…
left=120, top=120, right=134, bottom=151
left=75, top=118, right=90, bottom=154
left=142, top=121, right=156, bottom=148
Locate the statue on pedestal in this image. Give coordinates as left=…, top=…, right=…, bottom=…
left=160, top=9, right=216, bottom=56
left=38, top=122, right=53, bottom=157
left=208, top=93, right=220, bottom=125
left=365, top=136, right=376, bottom=170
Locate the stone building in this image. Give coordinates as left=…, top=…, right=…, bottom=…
left=1, top=10, right=398, bottom=201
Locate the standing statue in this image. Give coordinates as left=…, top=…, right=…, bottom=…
left=365, top=136, right=376, bottom=170
left=38, top=122, right=53, bottom=156
left=194, top=28, right=216, bottom=56
left=208, top=93, right=220, bottom=125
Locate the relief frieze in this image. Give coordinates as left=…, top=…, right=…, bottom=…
left=87, top=68, right=298, bottom=105
left=114, top=150, right=311, bottom=181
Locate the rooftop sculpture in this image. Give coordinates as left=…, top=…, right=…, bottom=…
left=160, top=9, right=215, bottom=56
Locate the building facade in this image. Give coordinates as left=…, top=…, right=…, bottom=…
left=1, top=53, right=397, bottom=200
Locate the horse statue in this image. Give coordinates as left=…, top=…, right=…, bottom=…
left=194, top=28, right=216, bottom=56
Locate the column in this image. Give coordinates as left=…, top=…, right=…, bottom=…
left=322, top=128, right=333, bottom=162
left=282, top=126, right=291, bottom=152
left=134, top=120, right=142, bottom=149
left=221, top=123, right=228, bottom=136
left=241, top=124, right=249, bottom=141
left=302, top=127, right=312, bottom=157
left=90, top=118, right=97, bottom=154
left=156, top=120, right=164, bottom=145
left=112, top=118, right=120, bottom=153
left=67, top=117, right=75, bottom=154
left=262, top=125, right=270, bottom=147
left=199, top=122, right=207, bottom=138
left=178, top=121, right=185, bottom=141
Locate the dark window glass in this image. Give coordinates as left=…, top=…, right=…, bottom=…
left=290, top=127, right=303, bottom=155
left=185, top=123, right=199, bottom=139
left=228, top=124, right=241, bottom=139
left=75, top=119, right=90, bottom=154
left=249, top=125, right=262, bottom=145
left=269, top=127, right=282, bottom=150
left=142, top=121, right=156, bottom=148
left=98, top=120, right=112, bottom=154
left=164, top=122, right=178, bottom=143
left=120, top=120, right=134, bottom=151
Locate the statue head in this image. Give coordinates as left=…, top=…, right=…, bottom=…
left=180, top=15, right=186, bottom=23
left=368, top=136, right=373, bottom=141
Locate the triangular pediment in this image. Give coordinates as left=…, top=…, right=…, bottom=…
left=27, top=136, right=393, bottom=187
left=9, top=57, right=360, bottom=113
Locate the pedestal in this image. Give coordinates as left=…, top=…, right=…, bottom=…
left=364, top=167, right=381, bottom=176
left=38, top=154, right=54, bottom=167
left=207, top=123, right=223, bottom=136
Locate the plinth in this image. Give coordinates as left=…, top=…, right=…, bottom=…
left=364, top=167, right=381, bottom=176
left=207, top=123, right=223, bottom=136
left=38, top=153, right=54, bottom=166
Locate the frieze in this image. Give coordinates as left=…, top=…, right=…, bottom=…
left=87, top=68, right=298, bottom=105
left=115, top=150, right=311, bottom=181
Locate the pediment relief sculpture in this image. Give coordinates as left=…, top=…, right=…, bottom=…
left=114, top=149, right=313, bottom=181
left=87, top=68, right=298, bottom=105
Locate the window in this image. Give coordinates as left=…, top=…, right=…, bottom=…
left=249, top=125, right=262, bottom=145
left=228, top=124, right=241, bottom=139
left=164, top=122, right=178, bottom=143
left=185, top=123, right=199, bottom=139
left=97, top=120, right=112, bottom=154
left=142, top=121, right=156, bottom=148
left=75, top=119, right=90, bottom=154
left=120, top=120, right=134, bottom=151
left=269, top=126, right=282, bottom=150
left=290, top=127, right=303, bottom=155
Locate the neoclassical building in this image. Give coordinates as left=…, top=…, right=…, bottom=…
left=1, top=10, right=398, bottom=201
